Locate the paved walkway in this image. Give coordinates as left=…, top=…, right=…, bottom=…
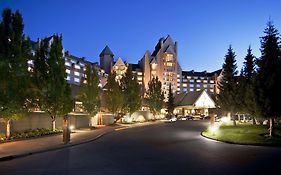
left=0, top=121, right=162, bottom=161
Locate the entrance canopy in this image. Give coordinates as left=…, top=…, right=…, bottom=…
left=174, top=90, right=215, bottom=116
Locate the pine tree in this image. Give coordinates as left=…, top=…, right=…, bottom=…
left=0, top=9, right=31, bottom=139
left=256, top=21, right=281, bottom=137
left=79, top=64, right=100, bottom=117
left=120, top=65, right=141, bottom=117
left=167, top=84, right=174, bottom=116
left=33, top=34, right=73, bottom=131
left=145, top=76, right=164, bottom=118
left=105, top=71, right=124, bottom=122
left=241, top=46, right=257, bottom=124
left=217, top=45, right=238, bottom=125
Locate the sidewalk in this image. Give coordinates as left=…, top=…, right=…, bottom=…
left=0, top=125, right=119, bottom=161
left=0, top=120, right=163, bottom=161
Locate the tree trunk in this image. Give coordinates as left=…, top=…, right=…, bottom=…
left=269, top=118, right=273, bottom=137
left=210, top=114, right=215, bottom=126
left=243, top=114, right=246, bottom=123
left=6, top=119, right=11, bottom=140
left=238, top=114, right=241, bottom=123
left=51, top=117, right=56, bottom=131
left=252, top=116, right=256, bottom=125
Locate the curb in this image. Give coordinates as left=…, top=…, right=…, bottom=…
left=0, top=129, right=115, bottom=162
left=200, top=131, right=281, bottom=148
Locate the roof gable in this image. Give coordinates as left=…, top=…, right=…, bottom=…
left=175, top=90, right=215, bottom=108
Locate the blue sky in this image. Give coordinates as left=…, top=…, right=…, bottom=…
left=1, top=0, right=281, bottom=72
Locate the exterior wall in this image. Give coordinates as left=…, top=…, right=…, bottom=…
left=0, top=112, right=113, bottom=134
left=100, top=54, right=113, bottom=74
left=181, top=71, right=219, bottom=95
left=141, top=52, right=151, bottom=91
left=112, top=57, right=127, bottom=82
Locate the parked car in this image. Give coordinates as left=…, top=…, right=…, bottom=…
left=186, top=115, right=194, bottom=120
left=178, top=116, right=187, bottom=121
left=168, top=116, right=177, bottom=122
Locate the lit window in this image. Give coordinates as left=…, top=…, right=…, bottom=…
left=194, top=76, right=198, bottom=79
left=203, top=84, right=207, bottom=88
left=65, top=61, right=71, bottom=67
left=74, top=77, right=80, bottom=83
left=66, top=76, right=70, bottom=81
left=166, top=62, right=173, bottom=67
left=210, top=80, right=215, bottom=83
left=74, top=64, right=80, bottom=69
left=190, top=88, right=194, bottom=92
left=183, top=83, right=187, bottom=87
left=177, top=74, right=180, bottom=78
left=200, top=77, right=205, bottom=80
left=137, top=77, right=142, bottom=81
left=190, top=84, right=194, bottom=87
left=74, top=71, right=80, bottom=76
left=196, top=80, right=201, bottom=83
left=210, top=89, right=214, bottom=92
left=137, top=72, right=143, bottom=75
left=177, top=79, right=180, bottom=82
left=196, top=84, right=201, bottom=87
left=65, top=69, right=70, bottom=74
left=197, top=89, right=201, bottom=91
left=203, top=80, right=208, bottom=83
left=183, top=79, right=187, bottom=82
left=177, top=88, right=180, bottom=91
left=190, top=79, right=194, bottom=83
left=186, top=76, right=191, bottom=79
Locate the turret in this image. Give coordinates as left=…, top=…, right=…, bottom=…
left=99, top=45, right=114, bottom=74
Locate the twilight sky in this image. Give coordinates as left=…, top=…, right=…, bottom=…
left=1, top=0, right=281, bottom=72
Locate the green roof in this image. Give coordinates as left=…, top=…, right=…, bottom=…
left=99, top=45, right=114, bottom=57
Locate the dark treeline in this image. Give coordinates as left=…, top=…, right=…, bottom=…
left=218, top=21, right=281, bottom=137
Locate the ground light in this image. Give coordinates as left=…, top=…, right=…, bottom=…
left=208, top=124, right=219, bottom=136
left=69, top=125, right=75, bottom=131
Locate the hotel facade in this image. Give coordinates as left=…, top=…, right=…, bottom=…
left=30, top=35, right=222, bottom=111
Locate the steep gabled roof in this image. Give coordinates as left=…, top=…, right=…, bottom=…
left=114, top=57, right=126, bottom=66
left=175, top=90, right=204, bottom=106
left=99, top=45, right=114, bottom=57
left=164, top=45, right=175, bottom=54
left=150, top=57, right=158, bottom=64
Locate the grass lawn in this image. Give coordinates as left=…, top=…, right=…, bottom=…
left=202, top=124, right=281, bottom=146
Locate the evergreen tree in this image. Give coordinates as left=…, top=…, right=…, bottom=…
left=79, top=64, right=100, bottom=117
left=33, top=34, right=72, bottom=131
left=105, top=71, right=124, bottom=122
left=241, top=46, right=258, bottom=124
left=256, top=21, right=281, bottom=137
left=217, top=45, right=238, bottom=125
left=167, top=84, right=175, bottom=116
left=120, top=65, right=141, bottom=117
left=145, top=76, right=164, bottom=117
left=0, top=9, right=31, bottom=139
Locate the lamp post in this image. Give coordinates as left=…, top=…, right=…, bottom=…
left=63, top=115, right=70, bottom=144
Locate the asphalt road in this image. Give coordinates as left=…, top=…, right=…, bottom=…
left=1, top=120, right=281, bottom=175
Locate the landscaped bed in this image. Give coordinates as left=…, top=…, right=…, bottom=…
left=202, top=124, right=281, bottom=146
left=0, top=128, right=62, bottom=143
